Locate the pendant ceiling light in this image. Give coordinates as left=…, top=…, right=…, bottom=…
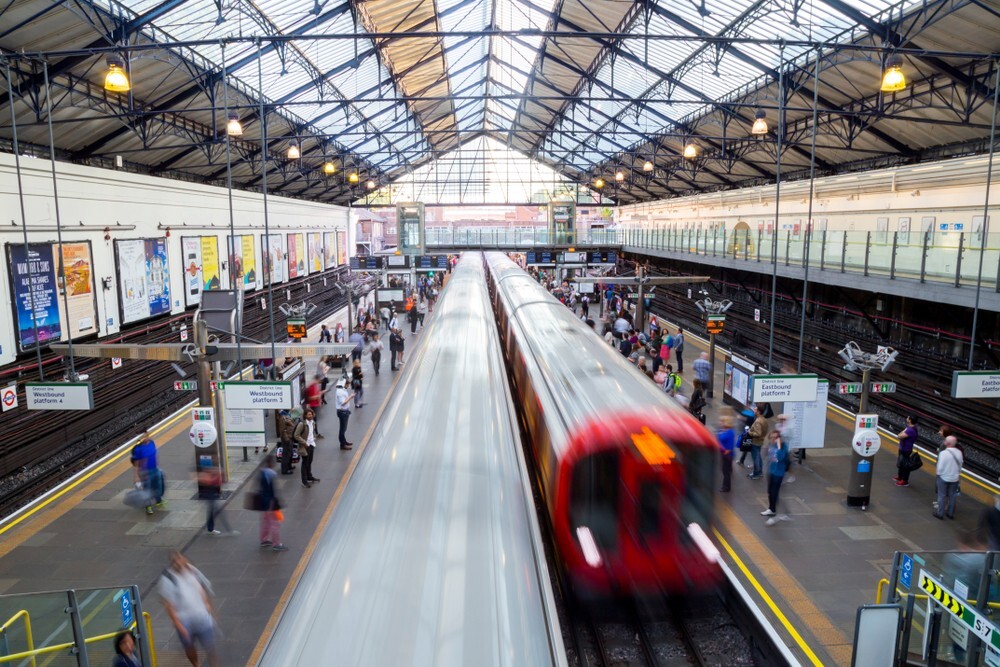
left=880, top=55, right=906, bottom=93
left=323, top=161, right=336, bottom=175
left=348, top=172, right=360, bottom=184
left=104, top=57, right=130, bottom=93
left=287, top=143, right=300, bottom=160
left=226, top=112, right=243, bottom=137
left=683, top=143, right=698, bottom=159
left=751, top=110, right=768, bottom=135
left=642, top=160, right=654, bottom=172
left=593, top=177, right=605, bottom=189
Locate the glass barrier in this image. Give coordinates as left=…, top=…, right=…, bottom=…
left=885, top=550, right=1000, bottom=667
left=0, top=587, right=153, bottom=666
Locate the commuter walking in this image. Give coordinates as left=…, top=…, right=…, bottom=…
left=277, top=409, right=296, bottom=474
left=159, top=551, right=220, bottom=666
left=674, top=327, right=685, bottom=373
left=333, top=322, right=345, bottom=343
left=389, top=328, right=404, bottom=371
left=256, top=454, right=286, bottom=550
left=895, top=415, right=920, bottom=487
left=408, top=304, right=419, bottom=333
left=746, top=405, right=769, bottom=480
left=380, top=306, right=391, bottom=331
left=351, top=359, right=365, bottom=408
left=198, top=464, right=236, bottom=536
left=776, top=414, right=796, bottom=483
left=389, top=312, right=399, bottom=333
left=318, top=324, right=332, bottom=343
left=688, top=379, right=707, bottom=424
left=335, top=378, right=355, bottom=450
left=131, top=432, right=164, bottom=515
left=294, top=409, right=321, bottom=487
left=349, top=329, right=365, bottom=362
left=761, top=430, right=788, bottom=525
left=417, top=297, right=428, bottom=327
left=693, top=352, right=712, bottom=396
left=304, top=376, right=326, bottom=436
left=369, top=333, right=383, bottom=376
left=717, top=415, right=737, bottom=492
left=933, top=436, right=964, bottom=519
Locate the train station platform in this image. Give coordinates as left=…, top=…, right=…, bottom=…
left=0, top=301, right=422, bottom=665
left=659, top=318, right=994, bottom=667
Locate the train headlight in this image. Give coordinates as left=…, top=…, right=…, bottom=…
left=576, top=526, right=603, bottom=567
left=687, top=523, right=720, bottom=564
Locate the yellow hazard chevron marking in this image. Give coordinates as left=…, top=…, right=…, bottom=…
left=920, top=573, right=965, bottom=616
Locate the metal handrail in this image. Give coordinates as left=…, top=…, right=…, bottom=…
left=876, top=576, right=1000, bottom=611
left=0, top=610, right=155, bottom=666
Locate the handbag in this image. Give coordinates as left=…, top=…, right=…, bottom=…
left=243, top=491, right=265, bottom=511
left=908, top=451, right=923, bottom=471
left=123, top=487, right=153, bottom=509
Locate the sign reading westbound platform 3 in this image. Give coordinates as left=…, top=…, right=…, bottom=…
left=221, top=382, right=293, bottom=410
left=952, top=371, right=1000, bottom=399
left=751, top=374, right=819, bottom=402
left=25, top=382, right=94, bottom=411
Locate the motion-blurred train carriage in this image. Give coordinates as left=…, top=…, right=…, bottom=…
left=484, top=252, right=721, bottom=595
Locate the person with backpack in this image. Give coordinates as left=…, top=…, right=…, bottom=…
left=746, top=404, right=770, bottom=480
left=276, top=410, right=297, bottom=474
left=662, top=364, right=681, bottom=397
left=256, top=454, right=287, bottom=551
left=351, top=359, right=365, bottom=408
left=131, top=432, right=164, bottom=516
left=689, top=379, right=707, bottom=424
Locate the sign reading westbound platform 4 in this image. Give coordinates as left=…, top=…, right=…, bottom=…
left=751, top=374, right=819, bottom=402
left=221, top=381, right=293, bottom=410
left=952, top=371, right=1000, bottom=399
left=25, top=382, right=94, bottom=411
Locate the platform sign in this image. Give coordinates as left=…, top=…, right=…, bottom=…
left=111, top=357, right=122, bottom=369
left=852, top=429, right=882, bottom=457
left=189, top=421, right=218, bottom=449
left=900, top=554, right=914, bottom=589
left=286, top=318, right=307, bottom=340
left=224, top=407, right=266, bottom=449
left=754, top=308, right=761, bottom=322
left=952, top=371, right=1000, bottom=399
left=349, top=256, right=384, bottom=271
left=25, top=382, right=93, bottom=411
left=856, top=414, right=879, bottom=431
left=919, top=570, right=1000, bottom=651
left=786, top=379, right=829, bottom=449
left=837, top=382, right=863, bottom=394
left=870, top=382, right=897, bottom=394
left=751, top=374, right=818, bottom=402
left=120, top=590, right=133, bottom=629
left=192, top=407, right=215, bottom=423
left=587, top=251, right=616, bottom=265
left=221, top=381, right=292, bottom=410
left=706, top=314, right=725, bottom=335
left=1, top=384, right=17, bottom=412
left=174, top=381, right=198, bottom=391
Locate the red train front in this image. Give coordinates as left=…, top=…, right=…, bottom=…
left=484, top=252, right=721, bottom=596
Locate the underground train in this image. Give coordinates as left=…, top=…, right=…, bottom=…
left=483, top=252, right=721, bottom=596
left=257, top=254, right=565, bottom=666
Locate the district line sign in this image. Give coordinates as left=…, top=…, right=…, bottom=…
left=221, top=381, right=293, bottom=410
left=919, top=570, right=1000, bottom=650
left=751, top=374, right=819, bottom=402
left=952, top=371, right=1000, bottom=399
left=25, top=382, right=94, bottom=411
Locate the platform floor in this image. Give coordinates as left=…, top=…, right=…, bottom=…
left=0, top=299, right=988, bottom=667
left=0, top=299, right=424, bottom=665
left=655, top=316, right=990, bottom=667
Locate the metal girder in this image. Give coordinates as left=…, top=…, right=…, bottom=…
left=50, top=342, right=357, bottom=361
left=0, top=0, right=193, bottom=107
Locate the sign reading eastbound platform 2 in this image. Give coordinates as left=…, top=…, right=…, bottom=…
left=221, top=381, right=292, bottom=410
left=952, top=371, right=1000, bottom=399
left=25, top=382, right=94, bottom=411
left=751, top=374, right=818, bottom=402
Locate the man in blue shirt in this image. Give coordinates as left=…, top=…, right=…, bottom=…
left=761, top=430, right=788, bottom=525
left=131, top=431, right=164, bottom=515
left=717, top=415, right=737, bottom=492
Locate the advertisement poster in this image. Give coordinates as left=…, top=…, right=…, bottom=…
left=226, top=235, right=242, bottom=288
left=182, top=237, right=202, bottom=307
left=8, top=244, right=61, bottom=350
left=262, top=234, right=284, bottom=286
left=116, top=238, right=171, bottom=324
left=308, top=233, right=323, bottom=273
left=287, top=233, right=299, bottom=279
left=336, top=230, right=346, bottom=265
left=324, top=232, right=337, bottom=269
left=242, top=235, right=257, bottom=289
left=58, top=242, right=96, bottom=339
left=201, top=237, right=220, bottom=291
left=293, top=233, right=306, bottom=277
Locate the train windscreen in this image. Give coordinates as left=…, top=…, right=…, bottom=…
left=570, top=451, right=619, bottom=552
left=679, top=447, right=714, bottom=530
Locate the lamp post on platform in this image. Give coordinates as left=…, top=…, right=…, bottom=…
left=694, top=297, right=732, bottom=398
left=839, top=342, right=899, bottom=509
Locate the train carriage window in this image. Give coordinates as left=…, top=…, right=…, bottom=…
left=570, top=452, right=619, bottom=551
left=680, top=447, right=714, bottom=532
left=638, top=482, right=661, bottom=537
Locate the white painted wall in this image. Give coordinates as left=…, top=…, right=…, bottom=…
left=617, top=155, right=999, bottom=235
left=0, top=153, right=349, bottom=368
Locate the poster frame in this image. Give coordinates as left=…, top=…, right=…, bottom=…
left=180, top=235, right=222, bottom=308
left=114, top=237, right=171, bottom=325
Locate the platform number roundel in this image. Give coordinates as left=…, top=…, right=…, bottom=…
left=1, top=385, right=17, bottom=412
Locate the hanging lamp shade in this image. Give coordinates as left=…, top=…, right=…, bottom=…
left=614, top=169, right=625, bottom=182
left=593, top=177, right=605, bottom=189
left=323, top=161, right=336, bottom=175
left=226, top=113, right=243, bottom=137
left=348, top=171, right=360, bottom=184
left=683, top=143, right=698, bottom=159
left=104, top=57, right=130, bottom=93
left=287, top=143, right=300, bottom=159
left=366, top=179, right=376, bottom=190
left=880, top=56, right=906, bottom=93
left=642, top=160, right=654, bottom=172
left=751, top=110, right=768, bottom=135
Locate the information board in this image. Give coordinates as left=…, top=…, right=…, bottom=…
left=587, top=251, right=617, bottom=265
left=751, top=374, right=819, bottom=402
left=386, top=255, right=410, bottom=268
left=25, top=382, right=94, bottom=411
left=181, top=236, right=221, bottom=307
left=221, top=382, right=292, bottom=410
left=526, top=251, right=555, bottom=265
left=116, top=238, right=171, bottom=324
left=416, top=255, right=449, bottom=269
left=952, top=371, right=1000, bottom=399
left=350, top=256, right=384, bottom=270
left=786, top=379, right=829, bottom=448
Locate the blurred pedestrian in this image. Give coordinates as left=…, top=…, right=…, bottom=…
left=693, top=352, right=711, bottom=396
left=159, top=550, right=220, bottom=666
left=256, top=454, right=286, bottom=551
left=276, top=409, right=296, bottom=475
left=318, top=324, right=332, bottom=343
left=304, top=375, right=326, bottom=435
left=368, top=333, right=383, bottom=376
left=746, top=405, right=769, bottom=480
left=294, top=410, right=321, bottom=488
left=933, top=436, right=963, bottom=520
left=761, top=430, right=788, bottom=525
left=717, top=415, right=737, bottom=492
left=131, top=432, right=164, bottom=516
left=674, top=327, right=685, bottom=373
left=351, top=359, right=365, bottom=408
left=895, top=415, right=919, bottom=487
left=198, top=464, right=236, bottom=536
left=112, top=631, right=140, bottom=667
